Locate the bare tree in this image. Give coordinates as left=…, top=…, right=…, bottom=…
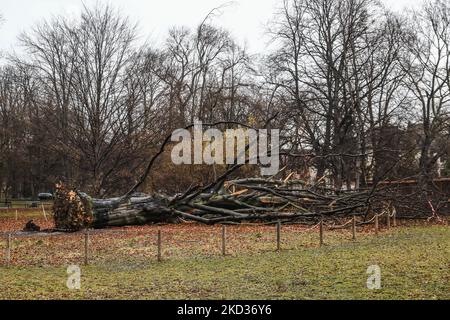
left=400, top=0, right=450, bottom=190
left=18, top=4, right=142, bottom=196
left=18, top=14, right=78, bottom=182
left=266, top=0, right=404, bottom=189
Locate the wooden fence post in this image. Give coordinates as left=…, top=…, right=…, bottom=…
left=352, top=216, right=356, bottom=240
left=157, top=230, right=162, bottom=262
left=393, top=208, right=397, bottom=227
left=6, top=233, right=11, bottom=267
left=375, top=214, right=379, bottom=236
left=84, top=230, right=89, bottom=265
left=221, top=225, right=226, bottom=256
left=386, top=210, right=391, bottom=229
left=276, top=221, right=281, bottom=251
left=319, top=220, right=324, bottom=247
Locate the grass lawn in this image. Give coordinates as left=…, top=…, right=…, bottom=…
left=0, top=224, right=448, bottom=299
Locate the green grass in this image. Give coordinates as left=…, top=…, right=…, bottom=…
left=0, top=225, right=448, bottom=299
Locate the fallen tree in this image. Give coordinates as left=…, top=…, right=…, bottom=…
left=52, top=119, right=392, bottom=231
left=53, top=175, right=390, bottom=230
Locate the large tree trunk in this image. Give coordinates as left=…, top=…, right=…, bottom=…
left=53, top=183, right=178, bottom=230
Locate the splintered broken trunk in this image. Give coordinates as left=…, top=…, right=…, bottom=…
left=53, top=183, right=177, bottom=230
left=53, top=179, right=387, bottom=231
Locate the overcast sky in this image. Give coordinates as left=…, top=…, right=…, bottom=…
left=0, top=0, right=425, bottom=56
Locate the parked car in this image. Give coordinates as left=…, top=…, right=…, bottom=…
left=38, top=193, right=53, bottom=201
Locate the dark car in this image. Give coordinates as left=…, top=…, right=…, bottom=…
left=38, top=193, right=53, bottom=201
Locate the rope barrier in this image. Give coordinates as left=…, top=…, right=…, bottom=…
left=1, top=210, right=392, bottom=240
left=287, top=220, right=323, bottom=233
left=0, top=228, right=145, bottom=238
left=326, top=217, right=354, bottom=230
left=365, top=213, right=380, bottom=224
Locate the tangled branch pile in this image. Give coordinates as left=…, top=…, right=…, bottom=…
left=53, top=175, right=388, bottom=230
